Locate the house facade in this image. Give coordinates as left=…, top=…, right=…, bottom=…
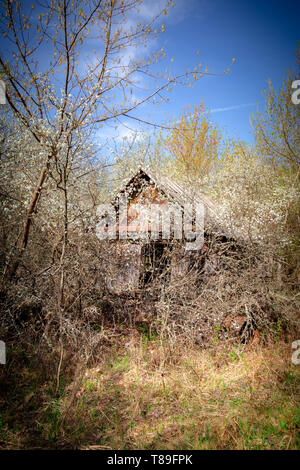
left=96, top=167, right=223, bottom=293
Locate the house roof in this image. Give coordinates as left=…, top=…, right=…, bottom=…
left=97, top=167, right=250, bottom=244
left=113, top=166, right=220, bottom=226
left=115, top=167, right=216, bottom=208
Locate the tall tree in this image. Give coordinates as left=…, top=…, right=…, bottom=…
left=0, top=0, right=224, bottom=273
left=250, top=59, right=300, bottom=286
left=251, top=69, right=300, bottom=175
left=160, top=104, right=220, bottom=182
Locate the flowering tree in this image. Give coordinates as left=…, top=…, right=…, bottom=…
left=0, top=115, right=104, bottom=275
left=0, top=0, right=227, bottom=272
left=250, top=65, right=300, bottom=285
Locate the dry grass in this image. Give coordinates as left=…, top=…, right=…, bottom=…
left=1, top=332, right=299, bottom=450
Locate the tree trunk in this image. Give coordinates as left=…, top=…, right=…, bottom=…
left=6, top=156, right=51, bottom=280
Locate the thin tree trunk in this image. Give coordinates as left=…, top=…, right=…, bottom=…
left=6, top=155, right=51, bottom=280
left=56, top=170, right=68, bottom=392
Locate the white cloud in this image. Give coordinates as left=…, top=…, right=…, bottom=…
left=138, top=0, right=199, bottom=25
left=94, top=121, right=144, bottom=143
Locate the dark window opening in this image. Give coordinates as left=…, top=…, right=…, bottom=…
left=140, top=242, right=172, bottom=285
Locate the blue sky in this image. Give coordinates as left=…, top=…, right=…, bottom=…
left=0, top=0, right=299, bottom=146
left=135, top=0, right=299, bottom=143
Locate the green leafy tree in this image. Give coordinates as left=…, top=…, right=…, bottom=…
left=251, top=71, right=300, bottom=175
left=251, top=59, right=300, bottom=287
left=159, top=104, right=221, bottom=182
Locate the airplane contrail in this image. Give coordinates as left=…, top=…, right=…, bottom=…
left=210, top=102, right=256, bottom=113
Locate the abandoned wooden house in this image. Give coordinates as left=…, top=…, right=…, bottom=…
left=96, top=167, right=233, bottom=293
